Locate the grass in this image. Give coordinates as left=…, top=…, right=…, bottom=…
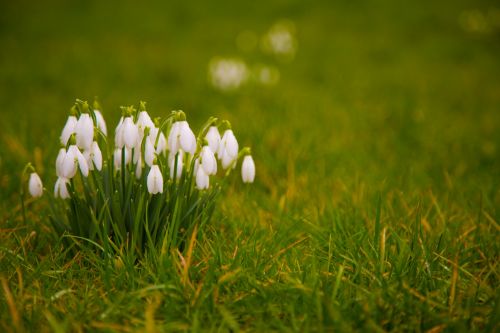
left=1, top=0, right=499, bottom=331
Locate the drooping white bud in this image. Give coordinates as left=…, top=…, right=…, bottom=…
left=136, top=111, right=154, bottom=139
left=218, top=129, right=239, bottom=169
left=205, top=126, right=221, bottom=154
left=54, top=177, right=70, bottom=199
left=196, top=166, right=209, bottom=190
left=28, top=172, right=43, bottom=198
left=200, top=146, right=217, bottom=175
left=93, top=110, right=107, bottom=136
left=75, top=113, right=94, bottom=150
left=168, top=121, right=196, bottom=155
left=122, top=116, right=138, bottom=149
left=60, top=116, right=77, bottom=146
left=147, top=165, right=163, bottom=194
left=241, top=155, right=255, bottom=183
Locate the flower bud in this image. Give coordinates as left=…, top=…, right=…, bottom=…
left=93, top=110, right=107, bottom=136
left=28, top=172, right=43, bottom=198
left=147, top=165, right=163, bottom=194
left=205, top=126, right=221, bottom=153
left=241, top=155, right=255, bottom=183
left=200, top=146, right=217, bottom=175
left=75, top=113, right=94, bottom=150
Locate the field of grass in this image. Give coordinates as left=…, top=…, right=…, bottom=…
left=1, top=0, right=499, bottom=331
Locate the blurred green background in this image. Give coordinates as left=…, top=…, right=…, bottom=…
left=0, top=0, right=499, bottom=210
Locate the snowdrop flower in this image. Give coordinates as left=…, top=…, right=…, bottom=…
left=121, top=116, right=138, bottom=149
left=84, top=141, right=102, bottom=171
left=200, top=146, right=217, bottom=175
left=93, top=110, right=107, bottom=136
left=168, top=121, right=196, bottom=155
left=114, top=148, right=132, bottom=170
left=55, top=148, right=66, bottom=178
left=147, top=165, right=163, bottom=194
left=241, top=155, right=255, bottom=183
left=196, top=166, right=209, bottom=190
left=62, top=145, right=89, bottom=178
left=205, top=126, right=221, bottom=153
left=136, top=111, right=154, bottom=139
left=144, top=139, right=155, bottom=167
left=28, top=172, right=43, bottom=198
left=75, top=113, right=94, bottom=150
left=60, top=116, right=77, bottom=146
left=169, top=150, right=184, bottom=179
left=54, top=177, right=70, bottom=199
left=218, top=129, right=239, bottom=169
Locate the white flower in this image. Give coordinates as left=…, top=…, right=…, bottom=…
left=169, top=150, right=184, bottom=179
left=218, top=129, right=238, bottom=169
left=200, top=146, right=217, bottom=175
left=114, top=148, right=132, bottom=170
left=196, top=166, right=209, bottom=190
left=60, top=116, right=77, bottom=146
left=168, top=121, right=196, bottom=155
left=56, top=148, right=66, bottom=178
left=144, top=139, right=155, bottom=167
left=28, top=172, right=43, bottom=198
left=121, top=116, right=138, bottom=149
left=75, top=113, right=94, bottom=150
left=136, top=111, right=154, bottom=139
left=93, top=110, right=107, bottom=136
left=115, top=117, right=125, bottom=148
left=205, top=126, right=221, bottom=153
left=241, top=155, right=255, bottom=183
left=87, top=141, right=102, bottom=171
left=54, top=177, right=70, bottom=199
left=62, top=145, right=89, bottom=178
left=147, top=165, right=163, bottom=194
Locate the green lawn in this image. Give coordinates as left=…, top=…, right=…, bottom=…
left=1, top=0, right=499, bottom=331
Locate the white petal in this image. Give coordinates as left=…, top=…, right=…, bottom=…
left=76, top=148, right=89, bottom=177
left=60, top=116, right=77, bottom=146
left=201, top=146, right=217, bottom=175
left=221, top=149, right=235, bottom=170
left=168, top=122, right=181, bottom=154
left=91, top=142, right=102, bottom=171
left=225, top=130, right=239, bottom=157
left=196, top=167, right=209, bottom=190
left=115, top=117, right=125, bottom=148
left=179, top=121, right=196, bottom=155
left=122, top=117, right=138, bottom=149
left=94, top=110, right=107, bottom=136
left=62, top=147, right=77, bottom=179
left=205, top=126, right=221, bottom=154
left=169, top=151, right=184, bottom=179
left=76, top=114, right=94, bottom=150
left=147, top=165, right=163, bottom=194
left=56, top=148, right=66, bottom=178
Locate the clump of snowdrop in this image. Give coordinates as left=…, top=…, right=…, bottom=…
left=27, top=99, right=256, bottom=258
left=208, top=57, right=249, bottom=91
left=262, top=20, right=298, bottom=61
